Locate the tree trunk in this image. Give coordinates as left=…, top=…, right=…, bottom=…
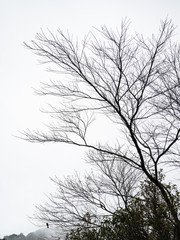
left=175, top=220, right=180, bottom=240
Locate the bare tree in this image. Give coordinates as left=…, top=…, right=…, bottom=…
left=24, top=19, right=180, bottom=239
left=34, top=160, right=139, bottom=233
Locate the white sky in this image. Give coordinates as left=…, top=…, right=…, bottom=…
left=1, top=0, right=180, bottom=237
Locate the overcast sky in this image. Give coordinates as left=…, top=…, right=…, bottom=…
left=1, top=0, right=180, bottom=237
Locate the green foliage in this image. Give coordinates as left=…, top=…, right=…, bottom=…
left=98, top=209, right=148, bottom=240
left=136, top=173, right=179, bottom=240
left=65, top=173, right=180, bottom=240
left=65, top=227, right=98, bottom=240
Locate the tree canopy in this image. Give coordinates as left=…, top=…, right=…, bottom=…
left=24, top=19, right=180, bottom=239
left=65, top=173, right=180, bottom=240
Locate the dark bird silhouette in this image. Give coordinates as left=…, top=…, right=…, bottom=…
left=46, top=223, right=49, bottom=228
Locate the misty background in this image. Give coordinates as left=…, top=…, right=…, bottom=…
left=1, top=0, right=180, bottom=237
